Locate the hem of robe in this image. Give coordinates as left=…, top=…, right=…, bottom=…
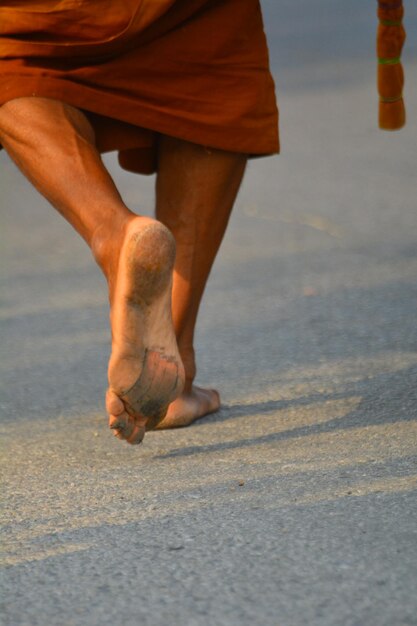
left=0, top=75, right=279, bottom=175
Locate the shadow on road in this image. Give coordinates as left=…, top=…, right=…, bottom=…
left=155, top=363, right=417, bottom=460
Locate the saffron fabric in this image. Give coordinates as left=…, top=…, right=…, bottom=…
left=0, top=0, right=279, bottom=173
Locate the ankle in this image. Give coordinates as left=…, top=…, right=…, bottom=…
left=91, top=218, right=128, bottom=278
left=178, top=347, right=196, bottom=390
left=177, top=342, right=197, bottom=376
left=182, top=378, right=194, bottom=394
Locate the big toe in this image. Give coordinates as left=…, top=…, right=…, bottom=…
left=109, top=410, right=146, bottom=445
left=106, top=389, right=125, bottom=416
left=200, top=387, right=221, bottom=412
left=107, top=389, right=147, bottom=445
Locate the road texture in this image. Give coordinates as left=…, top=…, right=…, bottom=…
left=1, top=2, right=417, bottom=625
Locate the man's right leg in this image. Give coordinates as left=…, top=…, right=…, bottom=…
left=0, top=97, right=184, bottom=443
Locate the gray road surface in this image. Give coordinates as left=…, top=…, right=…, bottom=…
left=1, top=2, right=417, bottom=625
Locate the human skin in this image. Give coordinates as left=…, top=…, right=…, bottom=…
left=0, top=97, right=246, bottom=443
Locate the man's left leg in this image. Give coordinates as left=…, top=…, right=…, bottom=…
left=154, top=135, right=247, bottom=428
left=0, top=98, right=185, bottom=444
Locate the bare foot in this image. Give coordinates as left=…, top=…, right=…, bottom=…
left=104, top=217, right=185, bottom=444
left=153, top=385, right=220, bottom=429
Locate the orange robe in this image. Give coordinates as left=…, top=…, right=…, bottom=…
left=0, top=0, right=279, bottom=173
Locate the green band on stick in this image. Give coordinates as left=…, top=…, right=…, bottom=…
left=380, top=94, right=403, bottom=103
left=379, top=19, right=403, bottom=26
left=378, top=56, right=401, bottom=65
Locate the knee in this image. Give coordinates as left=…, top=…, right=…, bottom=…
left=0, top=99, right=22, bottom=141
left=0, top=97, right=48, bottom=146
left=0, top=96, right=95, bottom=148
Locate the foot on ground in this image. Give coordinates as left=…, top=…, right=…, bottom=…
left=105, top=218, right=185, bottom=444
left=153, top=385, right=220, bottom=429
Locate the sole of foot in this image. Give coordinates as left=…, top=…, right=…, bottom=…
left=106, top=218, right=185, bottom=444
left=153, top=385, right=221, bottom=429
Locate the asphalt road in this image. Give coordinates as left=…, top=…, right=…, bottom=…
left=1, top=2, right=417, bottom=625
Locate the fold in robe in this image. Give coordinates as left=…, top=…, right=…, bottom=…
left=377, top=0, right=406, bottom=130
left=0, top=0, right=279, bottom=173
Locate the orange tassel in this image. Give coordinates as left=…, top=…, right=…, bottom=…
left=377, top=1, right=406, bottom=130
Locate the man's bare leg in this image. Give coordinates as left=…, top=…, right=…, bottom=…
left=154, top=135, right=247, bottom=428
left=0, top=97, right=184, bottom=443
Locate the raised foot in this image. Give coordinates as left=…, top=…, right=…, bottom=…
left=106, top=217, right=185, bottom=444
left=152, top=385, right=221, bottom=429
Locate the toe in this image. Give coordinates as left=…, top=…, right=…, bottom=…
left=107, top=389, right=142, bottom=443
left=109, top=409, right=133, bottom=437
left=209, top=388, right=221, bottom=410
left=196, top=386, right=220, bottom=412
left=108, top=410, right=129, bottom=432
left=106, top=389, right=125, bottom=416
left=125, top=423, right=147, bottom=445
left=109, top=409, right=147, bottom=445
